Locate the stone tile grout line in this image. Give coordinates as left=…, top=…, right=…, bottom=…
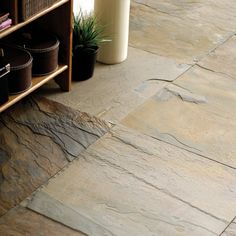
left=219, top=216, right=236, bottom=236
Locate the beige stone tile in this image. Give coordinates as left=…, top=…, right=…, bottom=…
left=198, top=35, right=236, bottom=79
left=122, top=65, right=236, bottom=168
left=130, top=0, right=236, bottom=63
left=38, top=47, right=189, bottom=124
left=173, top=66, right=236, bottom=121
left=0, top=206, right=85, bottom=236
left=27, top=125, right=236, bottom=236
left=222, top=222, right=236, bottom=236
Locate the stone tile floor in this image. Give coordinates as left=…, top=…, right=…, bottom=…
left=1, top=0, right=236, bottom=235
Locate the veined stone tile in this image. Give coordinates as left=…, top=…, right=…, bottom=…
left=130, top=0, right=236, bottom=63
left=0, top=96, right=110, bottom=216
left=27, top=125, right=236, bottom=236
left=198, top=35, right=236, bottom=79
left=122, top=65, right=236, bottom=168
left=173, top=66, right=236, bottom=121
left=222, top=222, right=236, bottom=236
left=0, top=206, right=85, bottom=236
left=38, top=47, right=189, bottom=124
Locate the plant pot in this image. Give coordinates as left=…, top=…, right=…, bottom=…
left=72, top=47, right=98, bottom=81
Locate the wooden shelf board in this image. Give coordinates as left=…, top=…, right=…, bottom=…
left=0, top=0, right=69, bottom=39
left=0, top=64, right=68, bottom=113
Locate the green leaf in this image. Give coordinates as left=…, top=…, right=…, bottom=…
left=73, top=9, right=110, bottom=51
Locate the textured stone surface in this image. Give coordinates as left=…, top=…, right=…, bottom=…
left=38, top=47, right=189, bottom=124
left=161, top=83, right=207, bottom=104
left=2, top=1, right=236, bottom=235
left=0, top=96, right=110, bottom=216
left=122, top=65, right=236, bottom=168
left=198, top=35, right=236, bottom=79
left=27, top=125, right=236, bottom=236
left=173, top=65, right=236, bottom=121
left=222, top=222, right=236, bottom=236
left=130, top=0, right=236, bottom=63
left=0, top=206, right=86, bottom=236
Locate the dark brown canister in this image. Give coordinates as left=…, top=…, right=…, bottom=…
left=0, top=62, right=10, bottom=105
left=0, top=45, right=32, bottom=94
left=22, top=34, right=59, bottom=76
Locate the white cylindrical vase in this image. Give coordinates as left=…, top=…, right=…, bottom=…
left=94, top=0, right=130, bottom=64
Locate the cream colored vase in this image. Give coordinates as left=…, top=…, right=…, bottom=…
left=94, top=0, right=130, bottom=64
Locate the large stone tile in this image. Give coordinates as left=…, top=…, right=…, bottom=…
left=173, top=65, right=236, bottom=121
left=38, top=47, right=189, bottom=124
left=122, top=65, right=236, bottom=168
left=0, top=96, right=109, bottom=216
left=27, top=125, right=236, bottom=236
left=198, top=35, right=236, bottom=79
left=130, top=0, right=236, bottom=63
left=222, top=222, right=236, bottom=236
left=0, top=206, right=85, bottom=236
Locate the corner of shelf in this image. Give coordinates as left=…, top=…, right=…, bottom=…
left=0, top=65, right=68, bottom=113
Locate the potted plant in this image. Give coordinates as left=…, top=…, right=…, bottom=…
left=73, top=11, right=105, bottom=81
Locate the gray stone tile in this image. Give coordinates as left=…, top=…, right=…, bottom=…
left=130, top=0, right=236, bottom=63
left=38, top=47, right=189, bottom=124
left=27, top=125, right=236, bottom=236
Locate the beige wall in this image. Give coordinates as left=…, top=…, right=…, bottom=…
left=73, top=0, right=94, bottom=15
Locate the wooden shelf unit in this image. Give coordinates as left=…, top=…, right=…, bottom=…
left=0, top=65, right=68, bottom=113
left=0, top=0, right=73, bottom=113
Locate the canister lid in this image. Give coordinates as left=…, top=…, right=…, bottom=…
left=21, top=33, right=60, bottom=53
left=0, top=45, right=32, bottom=70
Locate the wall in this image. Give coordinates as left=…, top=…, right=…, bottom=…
left=73, top=0, right=94, bottom=15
